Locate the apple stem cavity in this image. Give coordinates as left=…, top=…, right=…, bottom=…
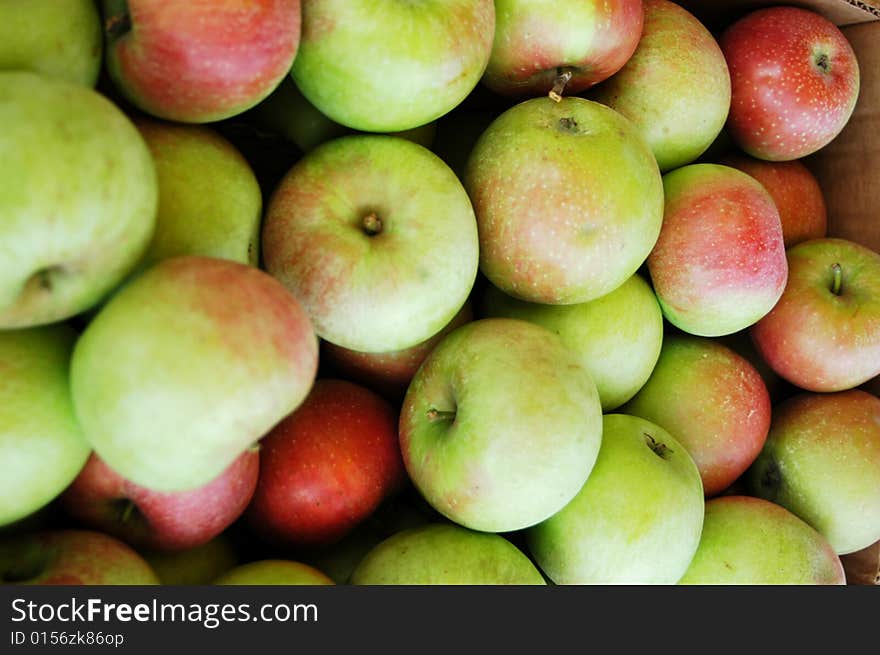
left=103, top=0, right=132, bottom=42
left=549, top=69, right=574, bottom=103
left=830, top=262, right=843, bottom=295
left=362, top=212, right=383, bottom=237
left=426, top=408, right=456, bottom=423
left=644, top=432, right=673, bottom=459
left=118, top=500, right=137, bottom=524
left=814, top=51, right=831, bottom=75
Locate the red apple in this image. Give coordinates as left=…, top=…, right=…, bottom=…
left=246, top=378, right=407, bottom=548
left=60, top=450, right=259, bottom=552
left=103, top=0, right=301, bottom=123
left=720, top=152, right=827, bottom=248
left=719, top=6, right=860, bottom=161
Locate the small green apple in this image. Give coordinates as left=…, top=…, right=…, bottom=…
left=142, top=535, right=240, bottom=586
left=214, top=560, right=334, bottom=585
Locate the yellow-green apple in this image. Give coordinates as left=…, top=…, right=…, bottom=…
left=464, top=96, right=663, bottom=305
left=622, top=333, right=772, bottom=497
left=142, top=535, right=239, bottom=585
left=399, top=318, right=603, bottom=533
left=746, top=390, right=880, bottom=555
left=0, top=71, right=157, bottom=329
left=70, top=255, right=319, bottom=492
left=0, top=325, right=91, bottom=527
left=527, top=414, right=704, bottom=584
left=716, top=328, right=792, bottom=404
left=245, top=378, right=406, bottom=548
left=291, top=0, right=495, bottom=132
left=719, top=153, right=827, bottom=248
left=262, top=135, right=479, bottom=353
left=749, top=238, right=880, bottom=393
left=59, top=450, right=259, bottom=552
left=214, top=560, right=334, bottom=585
left=0, top=0, right=102, bottom=86
left=588, top=0, right=731, bottom=172
left=479, top=274, right=663, bottom=411
left=719, top=6, right=860, bottom=161
left=102, top=0, right=301, bottom=123
left=678, top=495, right=845, bottom=585
left=0, top=530, right=160, bottom=585
left=481, top=0, right=643, bottom=97
left=350, top=523, right=546, bottom=585
left=647, top=164, right=788, bottom=337
left=321, top=302, right=473, bottom=403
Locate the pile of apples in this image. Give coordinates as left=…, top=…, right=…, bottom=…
left=2, top=0, right=879, bottom=587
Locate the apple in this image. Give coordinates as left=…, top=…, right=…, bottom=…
left=678, top=496, right=845, bottom=585
left=527, top=414, right=704, bottom=584
left=589, top=0, right=731, bottom=172
left=142, top=535, right=240, bottom=585
left=746, top=389, right=880, bottom=556
left=750, top=237, right=880, bottom=393
left=481, top=0, right=643, bottom=97
left=70, top=255, right=319, bottom=493
left=261, top=135, right=479, bottom=353
left=621, top=333, right=772, bottom=498
left=102, top=0, right=302, bottom=123
left=719, top=5, right=860, bottom=161
left=464, top=96, right=663, bottom=305
left=60, top=449, right=259, bottom=552
left=0, top=0, right=102, bottom=86
left=400, top=318, right=603, bottom=533
left=214, top=560, right=334, bottom=585
left=647, top=163, right=788, bottom=337
left=0, top=325, right=91, bottom=527
left=716, top=329, right=792, bottom=404
left=245, top=378, right=406, bottom=549
left=479, top=273, right=663, bottom=412
left=0, top=71, right=157, bottom=329
left=719, top=153, right=827, bottom=249
left=0, top=529, right=160, bottom=585
left=291, top=0, right=495, bottom=132
left=350, top=523, right=546, bottom=585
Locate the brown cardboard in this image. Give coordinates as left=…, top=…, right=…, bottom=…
left=678, top=0, right=879, bottom=28
left=840, top=541, right=880, bottom=584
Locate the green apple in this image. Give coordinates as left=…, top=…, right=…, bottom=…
left=747, top=389, right=880, bottom=555
left=350, top=523, right=546, bottom=585
left=400, top=318, right=603, bottom=533
left=0, top=71, right=158, bottom=329
left=0, top=325, right=91, bottom=527
left=142, top=535, right=239, bottom=585
left=480, top=274, right=663, bottom=411
left=214, top=560, right=335, bottom=585
left=527, top=414, right=704, bottom=584
left=678, top=496, right=845, bottom=585
left=70, top=255, right=319, bottom=492
left=291, top=0, right=495, bottom=132
left=0, top=0, right=102, bottom=86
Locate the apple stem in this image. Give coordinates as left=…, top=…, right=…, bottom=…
left=549, top=69, right=573, bottom=103
left=426, top=408, right=456, bottom=423
left=104, top=0, right=132, bottom=41
left=362, top=212, right=383, bottom=236
left=644, top=432, right=673, bottom=459
left=119, top=501, right=136, bottom=524
left=831, top=263, right=843, bottom=295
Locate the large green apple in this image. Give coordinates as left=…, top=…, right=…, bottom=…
left=350, top=523, right=546, bottom=585
left=0, top=325, right=91, bottom=527
left=142, top=535, right=239, bottom=585
left=291, top=0, right=495, bottom=132
left=0, top=71, right=158, bottom=329
left=0, top=0, right=102, bottom=86
left=480, top=273, right=663, bottom=411
left=70, top=256, right=319, bottom=492
left=400, top=318, right=603, bottom=533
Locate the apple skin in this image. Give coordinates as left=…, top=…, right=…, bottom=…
left=589, top=0, right=731, bottom=172
left=678, top=496, right=845, bottom=585
left=746, top=390, right=880, bottom=556
left=527, top=414, right=704, bottom=585
left=0, top=0, right=102, bottom=86
left=479, top=274, right=663, bottom=412
left=0, top=325, right=91, bottom=527
left=464, top=96, right=664, bottom=305
left=102, top=0, right=301, bottom=123
left=291, top=0, right=495, bottom=133
left=142, top=535, right=239, bottom=585
left=0, top=530, right=160, bottom=585
left=245, top=378, right=407, bottom=549
left=750, top=238, right=880, bottom=393
left=0, top=71, right=158, bottom=329
left=262, top=135, right=479, bottom=353
left=621, top=333, right=772, bottom=498
left=719, top=153, right=827, bottom=249
left=399, top=318, right=603, bottom=533
left=214, top=560, right=334, bottom=585
left=60, top=450, right=259, bottom=553
left=647, top=164, right=788, bottom=337
left=481, top=0, right=643, bottom=97
left=719, top=6, right=860, bottom=161
left=350, top=523, right=546, bottom=585
left=70, top=255, right=319, bottom=493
